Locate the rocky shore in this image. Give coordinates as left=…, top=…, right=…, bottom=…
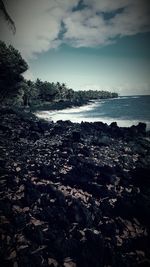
left=0, top=108, right=150, bottom=267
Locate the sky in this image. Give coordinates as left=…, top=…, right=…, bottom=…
left=0, top=0, right=150, bottom=95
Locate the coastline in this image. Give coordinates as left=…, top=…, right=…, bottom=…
left=34, top=97, right=150, bottom=130
left=0, top=108, right=150, bottom=266
left=30, top=99, right=90, bottom=113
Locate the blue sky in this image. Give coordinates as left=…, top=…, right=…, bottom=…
left=29, top=33, right=150, bottom=95
left=0, top=0, right=150, bottom=95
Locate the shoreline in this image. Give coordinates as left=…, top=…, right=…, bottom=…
left=34, top=98, right=150, bottom=131
left=35, top=109, right=150, bottom=130
left=30, top=99, right=90, bottom=113
left=0, top=108, right=150, bottom=267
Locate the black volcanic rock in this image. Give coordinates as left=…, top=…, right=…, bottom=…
left=72, top=131, right=81, bottom=142
left=0, top=109, right=150, bottom=267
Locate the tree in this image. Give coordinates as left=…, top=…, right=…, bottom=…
left=0, top=41, right=28, bottom=101
left=0, top=0, right=16, bottom=33
left=35, top=79, right=59, bottom=102
left=66, top=89, right=74, bottom=101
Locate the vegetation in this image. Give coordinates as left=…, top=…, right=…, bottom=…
left=0, top=41, right=118, bottom=109
left=0, top=41, right=28, bottom=102
left=73, top=90, right=118, bottom=101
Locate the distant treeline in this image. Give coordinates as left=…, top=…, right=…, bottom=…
left=0, top=41, right=118, bottom=108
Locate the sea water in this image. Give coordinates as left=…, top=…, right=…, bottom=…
left=35, top=95, right=150, bottom=130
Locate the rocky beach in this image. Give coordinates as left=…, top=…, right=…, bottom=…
left=0, top=108, right=150, bottom=267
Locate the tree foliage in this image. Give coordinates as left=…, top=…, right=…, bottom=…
left=0, top=41, right=28, bottom=101
left=35, top=79, right=59, bottom=101
left=73, top=90, right=118, bottom=101
left=32, top=80, right=118, bottom=107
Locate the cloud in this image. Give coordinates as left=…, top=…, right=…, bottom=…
left=116, top=82, right=150, bottom=96
left=23, top=69, right=35, bottom=81
left=0, top=0, right=78, bottom=58
left=0, top=0, right=150, bottom=58
left=63, top=0, right=150, bottom=47
left=83, top=0, right=132, bottom=12
left=63, top=8, right=111, bottom=47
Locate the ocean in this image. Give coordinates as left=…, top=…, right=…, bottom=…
left=35, top=95, right=150, bottom=130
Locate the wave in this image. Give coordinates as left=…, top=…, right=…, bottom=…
left=35, top=101, right=100, bottom=118
left=130, top=96, right=140, bottom=99
left=35, top=111, right=150, bottom=130
left=34, top=95, right=150, bottom=130
left=59, top=102, right=98, bottom=114
left=120, top=96, right=141, bottom=99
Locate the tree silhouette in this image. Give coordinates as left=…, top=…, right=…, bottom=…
left=0, top=0, right=16, bottom=33
left=0, top=41, right=28, bottom=101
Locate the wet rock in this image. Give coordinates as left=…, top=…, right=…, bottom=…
left=29, top=131, right=41, bottom=141
left=39, top=165, right=54, bottom=179
left=129, top=123, right=146, bottom=138
left=110, top=122, right=118, bottom=128
left=137, top=122, right=147, bottom=135
left=24, top=185, right=41, bottom=206
left=38, top=120, right=52, bottom=132
left=72, top=131, right=81, bottom=142
left=131, top=167, right=150, bottom=187
left=48, top=257, right=58, bottom=266
left=93, top=135, right=111, bottom=146
left=134, top=193, right=150, bottom=226
left=68, top=199, right=92, bottom=227
left=64, top=257, right=76, bottom=267
left=24, top=224, right=44, bottom=245
left=13, top=213, right=28, bottom=231
left=114, top=196, right=135, bottom=219
left=77, top=230, right=104, bottom=267
left=97, top=165, right=116, bottom=184
left=0, top=158, right=6, bottom=168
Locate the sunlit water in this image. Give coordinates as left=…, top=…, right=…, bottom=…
left=35, top=95, right=150, bottom=130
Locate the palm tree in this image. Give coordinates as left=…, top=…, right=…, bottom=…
left=0, top=0, right=16, bottom=33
